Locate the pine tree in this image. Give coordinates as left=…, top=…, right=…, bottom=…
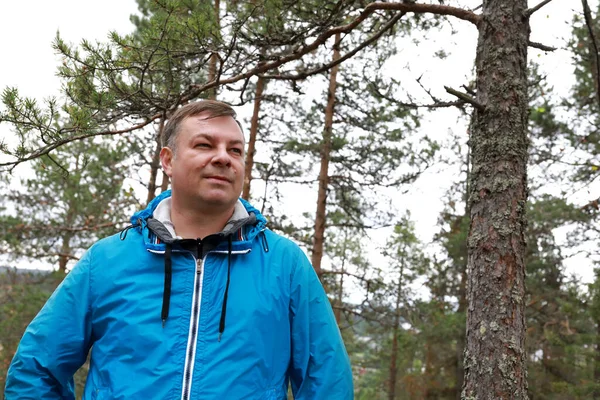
left=0, top=136, right=134, bottom=272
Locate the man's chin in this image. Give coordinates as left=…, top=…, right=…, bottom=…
left=195, top=194, right=238, bottom=209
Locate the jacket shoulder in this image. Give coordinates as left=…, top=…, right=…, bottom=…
left=83, top=229, right=147, bottom=269
left=261, top=229, right=305, bottom=252
left=260, top=229, right=312, bottom=270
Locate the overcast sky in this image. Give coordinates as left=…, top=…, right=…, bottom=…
left=0, top=0, right=596, bottom=282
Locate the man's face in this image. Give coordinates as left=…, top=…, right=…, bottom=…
left=160, top=112, right=245, bottom=213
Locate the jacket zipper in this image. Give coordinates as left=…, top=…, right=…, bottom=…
left=181, top=255, right=205, bottom=400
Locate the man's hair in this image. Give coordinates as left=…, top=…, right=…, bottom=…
left=162, top=100, right=242, bottom=152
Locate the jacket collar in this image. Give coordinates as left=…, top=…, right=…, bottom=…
left=130, top=190, right=267, bottom=253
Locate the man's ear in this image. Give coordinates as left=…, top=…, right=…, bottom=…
left=160, top=147, right=174, bottom=177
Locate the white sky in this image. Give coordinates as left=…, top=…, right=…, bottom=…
left=0, top=0, right=597, bottom=283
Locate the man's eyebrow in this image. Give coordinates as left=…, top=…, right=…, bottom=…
left=192, top=132, right=244, bottom=145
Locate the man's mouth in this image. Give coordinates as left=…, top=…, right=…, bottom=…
left=206, top=175, right=230, bottom=182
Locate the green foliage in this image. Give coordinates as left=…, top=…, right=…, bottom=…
left=0, top=269, right=89, bottom=398
left=0, top=136, right=135, bottom=270
left=0, top=270, right=62, bottom=392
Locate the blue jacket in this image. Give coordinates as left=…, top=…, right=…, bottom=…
left=5, top=191, right=353, bottom=399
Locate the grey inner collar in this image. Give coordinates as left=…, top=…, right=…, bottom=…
left=153, top=198, right=251, bottom=240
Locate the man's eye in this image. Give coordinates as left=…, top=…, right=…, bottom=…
left=231, top=148, right=243, bottom=155
left=195, top=143, right=210, bottom=148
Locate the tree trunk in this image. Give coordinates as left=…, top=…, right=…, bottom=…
left=595, top=318, right=600, bottom=399
left=455, top=260, right=467, bottom=399
left=334, top=267, right=344, bottom=324
left=455, top=146, right=470, bottom=400
left=388, top=262, right=404, bottom=400
left=207, top=0, right=220, bottom=100
left=58, top=232, right=73, bottom=273
left=311, top=32, right=341, bottom=279
left=58, top=153, right=82, bottom=273
left=242, top=75, right=265, bottom=200
left=334, top=229, right=348, bottom=324
left=462, top=0, right=530, bottom=398
left=146, top=117, right=165, bottom=205
left=146, top=139, right=161, bottom=204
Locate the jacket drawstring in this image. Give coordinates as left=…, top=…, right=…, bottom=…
left=119, top=218, right=142, bottom=241
left=162, top=243, right=173, bottom=327
left=218, top=236, right=233, bottom=342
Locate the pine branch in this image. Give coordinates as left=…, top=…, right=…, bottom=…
left=262, top=12, right=406, bottom=80
left=372, top=76, right=465, bottom=109
left=2, top=2, right=482, bottom=168
left=367, top=2, right=481, bottom=26
left=188, top=2, right=481, bottom=97
left=45, top=154, right=70, bottom=178
left=580, top=197, right=600, bottom=211
left=322, top=269, right=374, bottom=284
left=529, top=40, right=556, bottom=52
left=416, top=75, right=441, bottom=103
left=525, top=0, right=554, bottom=18
left=331, top=305, right=388, bottom=326
left=444, top=86, right=484, bottom=110
left=0, top=118, right=157, bottom=171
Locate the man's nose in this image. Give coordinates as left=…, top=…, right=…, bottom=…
left=211, top=145, right=231, bottom=166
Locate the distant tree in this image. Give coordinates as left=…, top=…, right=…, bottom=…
left=0, top=136, right=135, bottom=272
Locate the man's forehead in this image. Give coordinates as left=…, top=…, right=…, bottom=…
left=182, top=114, right=244, bottom=142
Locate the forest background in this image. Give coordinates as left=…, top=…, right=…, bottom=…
left=1, top=0, right=599, bottom=398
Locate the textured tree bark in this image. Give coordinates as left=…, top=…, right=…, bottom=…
left=242, top=76, right=265, bottom=200
left=311, top=32, right=341, bottom=279
left=462, top=0, right=530, bottom=398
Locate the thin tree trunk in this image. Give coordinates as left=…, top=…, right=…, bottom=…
left=146, top=140, right=161, bottom=204
left=58, top=153, right=81, bottom=273
left=423, top=342, right=435, bottom=399
left=455, top=146, right=470, bottom=400
left=334, top=229, right=348, bottom=324
left=207, top=0, right=220, bottom=100
left=335, top=266, right=344, bottom=324
left=595, top=318, right=600, bottom=399
left=146, top=117, right=165, bottom=205
left=455, top=261, right=467, bottom=399
left=242, top=75, right=265, bottom=200
left=311, top=32, right=341, bottom=279
left=462, top=0, right=530, bottom=398
left=389, top=261, right=404, bottom=400
left=58, top=232, right=74, bottom=273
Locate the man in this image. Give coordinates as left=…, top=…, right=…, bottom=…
left=5, top=100, right=353, bottom=399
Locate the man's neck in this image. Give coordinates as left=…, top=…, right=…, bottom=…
left=170, top=200, right=235, bottom=240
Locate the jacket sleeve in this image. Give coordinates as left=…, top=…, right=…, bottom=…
left=288, top=249, right=354, bottom=399
left=4, top=250, right=94, bottom=400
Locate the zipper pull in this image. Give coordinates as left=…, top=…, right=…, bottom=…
left=196, top=258, right=202, bottom=274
